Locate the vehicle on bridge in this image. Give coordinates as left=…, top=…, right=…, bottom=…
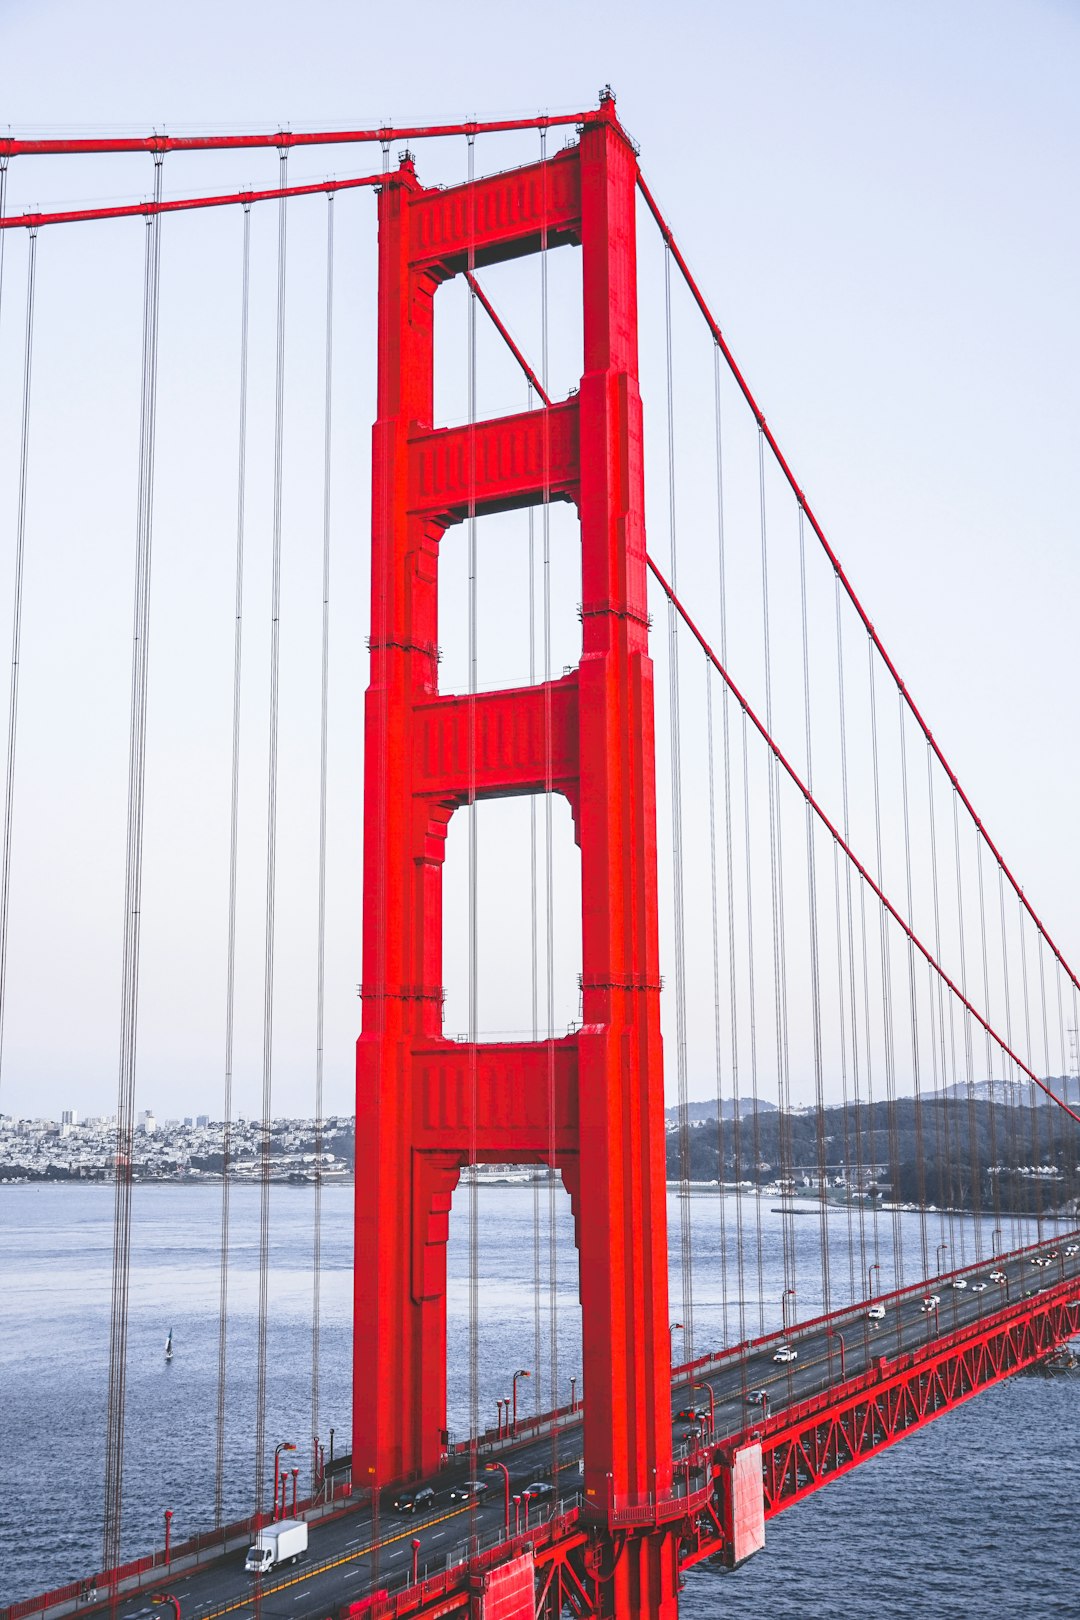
left=391, top=1485, right=435, bottom=1514
left=244, top=1519, right=308, bottom=1574
left=867, top=1304, right=886, bottom=1321
left=773, top=1346, right=797, bottom=1363
left=448, top=1480, right=488, bottom=1502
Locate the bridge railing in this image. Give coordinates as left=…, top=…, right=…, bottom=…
left=672, top=1224, right=1080, bottom=1390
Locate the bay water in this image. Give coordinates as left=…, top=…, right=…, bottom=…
left=0, top=1182, right=1075, bottom=1616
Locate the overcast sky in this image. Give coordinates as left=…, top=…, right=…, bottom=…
left=0, top=0, right=1077, bottom=1124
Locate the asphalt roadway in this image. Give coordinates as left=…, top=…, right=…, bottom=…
left=113, top=1229, right=1080, bottom=1620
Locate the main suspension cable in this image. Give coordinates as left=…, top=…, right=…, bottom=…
left=636, top=171, right=1080, bottom=1010
left=646, top=556, right=1080, bottom=1129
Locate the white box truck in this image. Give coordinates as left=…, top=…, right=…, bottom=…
left=245, top=1519, right=308, bottom=1574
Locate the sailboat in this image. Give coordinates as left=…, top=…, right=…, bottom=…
left=165, top=1328, right=173, bottom=1363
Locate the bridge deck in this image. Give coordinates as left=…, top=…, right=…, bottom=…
left=7, top=1231, right=1078, bottom=1620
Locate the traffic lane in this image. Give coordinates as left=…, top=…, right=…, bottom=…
left=143, top=1453, right=578, bottom=1620
left=123, top=1236, right=1080, bottom=1616
left=686, top=1242, right=1080, bottom=1427
left=117, top=1433, right=579, bottom=1620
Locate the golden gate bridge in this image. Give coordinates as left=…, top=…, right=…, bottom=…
left=1, top=89, right=1078, bottom=1620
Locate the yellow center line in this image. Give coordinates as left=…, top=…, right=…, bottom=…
left=195, top=1504, right=474, bottom=1620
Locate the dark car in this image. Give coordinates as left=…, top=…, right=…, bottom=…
left=675, top=1405, right=705, bottom=1423
left=392, top=1485, right=435, bottom=1514
left=448, top=1479, right=488, bottom=1502
left=521, top=1480, right=553, bottom=1500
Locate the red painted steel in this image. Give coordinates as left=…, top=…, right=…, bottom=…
left=353, top=95, right=679, bottom=1618
left=0, top=174, right=385, bottom=231
left=0, top=113, right=587, bottom=160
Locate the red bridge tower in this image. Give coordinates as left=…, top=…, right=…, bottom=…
left=354, top=96, right=679, bottom=1616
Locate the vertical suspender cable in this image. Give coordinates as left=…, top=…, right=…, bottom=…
left=713, top=347, right=746, bottom=1344
left=311, top=190, right=335, bottom=1483
left=705, top=657, right=729, bottom=1345
left=898, top=694, right=930, bottom=1281
left=214, top=201, right=252, bottom=1526
left=0, top=157, right=8, bottom=319
left=663, top=243, right=694, bottom=1353
left=867, top=639, right=903, bottom=1285
left=1017, top=897, right=1042, bottom=1240
left=540, top=123, right=559, bottom=1447
left=798, top=509, right=830, bottom=1316
left=0, top=224, right=37, bottom=1102
left=835, top=580, right=871, bottom=1282
left=975, top=839, right=1003, bottom=1248
left=255, top=147, right=288, bottom=1525
left=1037, top=935, right=1057, bottom=1218
left=756, top=429, right=793, bottom=1321
left=528, top=390, right=543, bottom=1414
left=952, top=790, right=982, bottom=1260
left=926, top=745, right=954, bottom=1257
left=740, top=708, right=765, bottom=1335
left=465, top=130, right=480, bottom=1454
left=104, top=154, right=164, bottom=1577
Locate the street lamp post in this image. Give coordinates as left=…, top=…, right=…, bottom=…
left=290, top=1467, right=299, bottom=1518
left=512, top=1495, right=522, bottom=1534
left=485, top=1462, right=511, bottom=1531
left=691, top=1382, right=715, bottom=1436
left=867, top=1262, right=880, bottom=1299
left=782, top=1289, right=796, bottom=1331
left=512, top=1369, right=531, bottom=1438
left=569, top=1376, right=577, bottom=1413
left=496, top=1399, right=505, bottom=1438
left=827, top=1329, right=846, bottom=1381
left=163, top=1510, right=173, bottom=1565
left=992, top=1227, right=1002, bottom=1256
left=936, top=1242, right=948, bottom=1276
left=669, top=1322, right=684, bottom=1363
left=411, top=1539, right=421, bottom=1584
left=273, top=1443, right=297, bottom=1522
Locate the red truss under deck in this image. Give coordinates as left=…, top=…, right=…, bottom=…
left=680, top=1278, right=1080, bottom=1575
left=342, top=1277, right=1080, bottom=1620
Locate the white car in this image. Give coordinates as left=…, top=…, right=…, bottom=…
left=867, top=1304, right=886, bottom=1321
left=950, top=1279, right=968, bottom=1290
left=970, top=1282, right=988, bottom=1293
left=920, top=1295, right=940, bottom=1313
left=1065, top=1244, right=1078, bottom=1257
left=990, top=1270, right=1007, bottom=1284
left=773, top=1345, right=798, bottom=1364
